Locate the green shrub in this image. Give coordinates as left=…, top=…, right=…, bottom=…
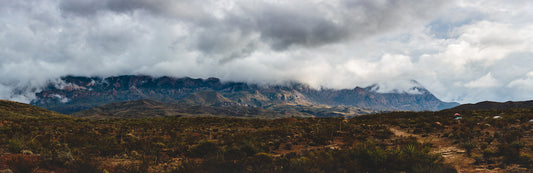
left=7, top=138, right=24, bottom=153
left=187, top=141, right=219, bottom=158
left=2, top=154, right=41, bottom=173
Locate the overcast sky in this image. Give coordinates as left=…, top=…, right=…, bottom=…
left=1, top=0, right=533, bottom=104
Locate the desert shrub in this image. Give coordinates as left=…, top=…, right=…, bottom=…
left=283, top=143, right=293, bottom=150
left=247, top=152, right=274, bottom=172
left=499, top=141, right=530, bottom=165
left=1, top=154, right=41, bottom=173
left=374, top=127, right=393, bottom=139
left=69, top=157, right=102, bottom=173
left=351, top=141, right=388, bottom=172
left=463, top=141, right=477, bottom=157
left=172, top=159, right=203, bottom=173
left=187, top=141, right=219, bottom=158
left=7, top=138, right=25, bottom=153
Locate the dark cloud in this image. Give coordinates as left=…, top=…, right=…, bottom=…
left=225, top=0, right=448, bottom=50
left=59, top=0, right=108, bottom=16
left=250, top=4, right=349, bottom=50
left=59, top=0, right=448, bottom=52
left=59, top=0, right=213, bottom=23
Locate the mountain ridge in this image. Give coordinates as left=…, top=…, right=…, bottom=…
left=31, top=75, right=459, bottom=116
left=448, top=100, right=533, bottom=111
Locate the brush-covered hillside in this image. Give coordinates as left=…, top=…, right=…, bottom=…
left=0, top=100, right=69, bottom=119
left=2, top=100, right=533, bottom=172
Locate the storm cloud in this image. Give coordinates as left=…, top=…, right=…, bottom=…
left=1, top=0, right=533, bottom=104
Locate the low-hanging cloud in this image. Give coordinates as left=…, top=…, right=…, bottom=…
left=2, top=0, right=533, bottom=104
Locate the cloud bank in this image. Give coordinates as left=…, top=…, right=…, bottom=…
left=1, top=0, right=533, bottom=104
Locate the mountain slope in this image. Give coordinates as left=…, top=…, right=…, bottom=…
left=180, top=90, right=241, bottom=106
left=72, top=99, right=321, bottom=119
left=31, top=75, right=459, bottom=115
left=449, top=100, right=533, bottom=111
left=0, top=100, right=69, bottom=119
left=72, top=99, right=181, bottom=119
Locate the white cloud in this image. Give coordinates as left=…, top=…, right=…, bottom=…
left=508, top=71, right=533, bottom=89
left=464, top=73, right=499, bottom=88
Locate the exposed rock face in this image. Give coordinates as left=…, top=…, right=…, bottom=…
left=31, top=75, right=459, bottom=114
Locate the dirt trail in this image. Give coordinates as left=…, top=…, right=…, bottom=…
left=389, top=127, right=500, bottom=173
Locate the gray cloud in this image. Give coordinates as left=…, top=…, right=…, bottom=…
left=59, top=0, right=449, bottom=52
left=2, top=0, right=533, bottom=104
left=229, top=0, right=448, bottom=50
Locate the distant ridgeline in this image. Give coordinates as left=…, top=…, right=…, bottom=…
left=447, top=100, right=533, bottom=111
left=30, top=75, right=459, bottom=117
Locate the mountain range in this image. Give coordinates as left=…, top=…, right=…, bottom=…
left=30, top=75, right=459, bottom=118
